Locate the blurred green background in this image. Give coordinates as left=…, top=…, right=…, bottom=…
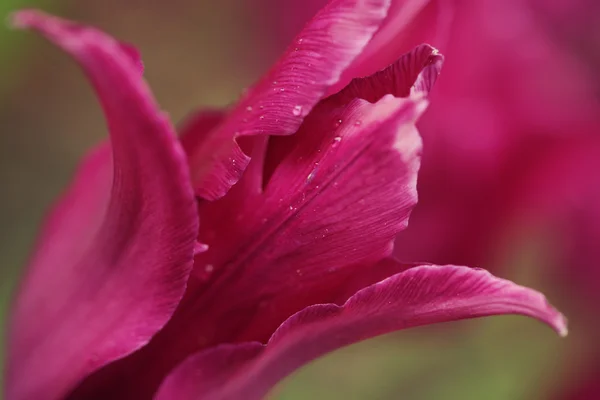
left=0, top=1, right=597, bottom=399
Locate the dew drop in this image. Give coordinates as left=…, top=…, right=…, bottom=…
left=354, top=120, right=362, bottom=126
left=246, top=105, right=253, bottom=112
left=205, top=264, right=214, bottom=273
left=334, top=119, right=343, bottom=128
left=292, top=105, right=303, bottom=116
left=332, top=136, right=342, bottom=148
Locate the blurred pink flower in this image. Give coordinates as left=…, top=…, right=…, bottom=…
left=6, top=2, right=567, bottom=400
left=391, top=0, right=600, bottom=271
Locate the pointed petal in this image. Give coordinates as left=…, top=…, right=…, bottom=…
left=194, top=95, right=426, bottom=342
left=186, top=0, right=391, bottom=200
left=254, top=0, right=452, bottom=96
left=156, top=263, right=567, bottom=400
left=330, top=43, right=443, bottom=104
left=63, top=46, right=439, bottom=399
left=6, top=10, right=198, bottom=400
left=330, top=0, right=454, bottom=94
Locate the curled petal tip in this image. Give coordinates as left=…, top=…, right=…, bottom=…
left=556, top=314, right=569, bottom=338
left=7, top=11, right=26, bottom=29
left=8, top=9, right=43, bottom=29
left=194, top=242, right=209, bottom=255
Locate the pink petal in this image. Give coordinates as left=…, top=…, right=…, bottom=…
left=186, top=0, right=391, bottom=200
left=198, top=95, right=426, bottom=340
left=67, top=50, right=433, bottom=398
left=156, top=263, right=567, bottom=400
left=254, top=0, right=452, bottom=96
left=330, top=43, right=443, bottom=104
left=6, top=10, right=198, bottom=400
left=329, top=0, right=451, bottom=94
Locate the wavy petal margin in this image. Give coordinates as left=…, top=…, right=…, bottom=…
left=6, top=10, right=198, bottom=400
left=186, top=0, right=391, bottom=200
left=156, top=263, right=566, bottom=400
left=54, top=45, right=440, bottom=399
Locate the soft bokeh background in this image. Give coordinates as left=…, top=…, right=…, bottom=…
left=0, top=1, right=598, bottom=399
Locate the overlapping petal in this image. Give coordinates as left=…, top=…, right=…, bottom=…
left=65, top=46, right=438, bottom=399
left=176, top=46, right=442, bottom=346
left=6, top=10, right=198, bottom=400
left=156, top=262, right=567, bottom=400
left=330, top=0, right=453, bottom=94
left=254, top=0, right=452, bottom=96
left=330, top=43, right=443, bottom=103
left=185, top=0, right=392, bottom=200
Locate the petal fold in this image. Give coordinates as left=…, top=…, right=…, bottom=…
left=156, top=263, right=566, bottom=400
left=6, top=10, right=198, bottom=400
left=186, top=0, right=391, bottom=200
left=59, top=45, right=442, bottom=399
left=329, top=43, right=443, bottom=105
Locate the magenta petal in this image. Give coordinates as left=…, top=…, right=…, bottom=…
left=186, top=0, right=391, bottom=200
left=189, top=94, right=427, bottom=342
left=156, top=263, right=566, bottom=400
left=68, top=93, right=429, bottom=400
left=330, top=43, right=443, bottom=105
left=329, top=0, right=453, bottom=94
left=7, top=10, right=198, bottom=400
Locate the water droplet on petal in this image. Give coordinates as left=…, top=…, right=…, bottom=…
left=354, top=120, right=362, bottom=126
left=332, top=136, right=342, bottom=148
left=205, top=264, right=214, bottom=273
left=334, top=119, right=343, bottom=128
left=292, top=105, right=303, bottom=116
left=246, top=106, right=253, bottom=112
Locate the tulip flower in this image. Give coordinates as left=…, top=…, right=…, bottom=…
left=5, top=2, right=566, bottom=400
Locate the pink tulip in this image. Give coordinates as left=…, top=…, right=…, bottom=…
left=6, top=2, right=566, bottom=400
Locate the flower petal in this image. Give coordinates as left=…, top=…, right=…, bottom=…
left=193, top=95, right=426, bottom=342
left=7, top=10, right=198, bottom=400
left=330, top=43, right=443, bottom=104
left=67, top=90, right=427, bottom=400
left=186, top=0, right=391, bottom=200
left=155, top=262, right=567, bottom=400
left=330, top=0, right=453, bottom=94
left=62, top=46, right=438, bottom=399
